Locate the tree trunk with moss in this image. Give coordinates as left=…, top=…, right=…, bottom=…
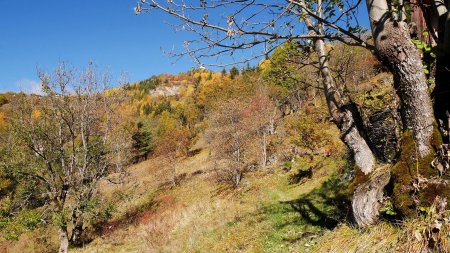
left=366, top=0, right=434, bottom=157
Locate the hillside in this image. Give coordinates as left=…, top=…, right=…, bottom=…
left=0, top=42, right=449, bottom=253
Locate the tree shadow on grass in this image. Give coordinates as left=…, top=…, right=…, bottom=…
left=281, top=176, right=351, bottom=229
left=288, top=167, right=313, bottom=185
left=254, top=174, right=352, bottom=244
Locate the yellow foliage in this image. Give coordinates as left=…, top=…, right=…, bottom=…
left=31, top=109, right=41, bottom=120
left=325, top=44, right=335, bottom=51
left=179, top=86, right=187, bottom=97
left=258, top=59, right=271, bottom=71
left=158, top=111, right=177, bottom=133
left=193, top=70, right=213, bottom=81
left=180, top=84, right=195, bottom=99
left=104, top=88, right=121, bottom=97
left=0, top=111, right=5, bottom=131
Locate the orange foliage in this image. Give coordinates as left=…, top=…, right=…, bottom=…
left=0, top=111, right=6, bottom=131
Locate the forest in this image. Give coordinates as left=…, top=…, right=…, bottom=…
left=1, top=0, right=450, bottom=252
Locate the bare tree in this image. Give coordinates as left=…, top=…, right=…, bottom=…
left=8, top=62, right=129, bottom=252
left=135, top=0, right=371, bottom=66
left=208, top=98, right=250, bottom=187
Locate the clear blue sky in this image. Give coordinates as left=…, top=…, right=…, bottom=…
left=0, top=1, right=370, bottom=93
left=0, top=0, right=194, bottom=93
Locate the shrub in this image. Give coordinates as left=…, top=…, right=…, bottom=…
left=0, top=209, right=43, bottom=240
left=132, top=122, right=154, bottom=163
left=288, top=112, right=333, bottom=152
left=230, top=67, right=239, bottom=80
left=154, top=100, right=173, bottom=115
left=0, top=94, right=8, bottom=106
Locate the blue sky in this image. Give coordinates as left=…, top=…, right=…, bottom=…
left=0, top=1, right=370, bottom=93
left=0, top=0, right=195, bottom=92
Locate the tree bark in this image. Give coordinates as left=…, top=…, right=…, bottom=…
left=262, top=131, right=267, bottom=166
left=367, top=0, right=435, bottom=157
left=299, top=0, right=381, bottom=226
left=298, top=0, right=376, bottom=174
left=59, top=227, right=69, bottom=253
left=314, top=39, right=376, bottom=174
left=314, top=31, right=385, bottom=227
left=352, top=166, right=391, bottom=226
left=70, top=219, right=84, bottom=247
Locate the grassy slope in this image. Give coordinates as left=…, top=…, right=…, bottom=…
left=69, top=143, right=405, bottom=253
left=2, top=73, right=424, bottom=253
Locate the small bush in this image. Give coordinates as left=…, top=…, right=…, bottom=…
left=212, top=161, right=245, bottom=188
left=1, top=209, right=43, bottom=240
left=288, top=112, right=334, bottom=152
left=283, top=161, right=293, bottom=171
left=0, top=94, right=8, bottom=106
left=154, top=100, right=173, bottom=115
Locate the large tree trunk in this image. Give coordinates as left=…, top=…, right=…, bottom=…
left=352, top=166, right=391, bottom=226
left=314, top=39, right=376, bottom=174
left=315, top=38, right=390, bottom=226
left=367, top=0, right=435, bottom=157
left=300, top=0, right=380, bottom=226
left=59, top=227, right=69, bottom=253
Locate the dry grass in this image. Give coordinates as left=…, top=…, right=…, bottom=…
left=6, top=136, right=442, bottom=253
left=0, top=226, right=59, bottom=253
left=312, top=223, right=401, bottom=253
left=71, top=148, right=356, bottom=253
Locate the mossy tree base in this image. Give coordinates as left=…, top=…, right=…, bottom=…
left=391, top=130, right=450, bottom=218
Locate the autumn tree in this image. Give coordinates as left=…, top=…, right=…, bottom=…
left=261, top=40, right=322, bottom=114
left=2, top=62, right=130, bottom=252
left=0, top=94, right=8, bottom=107
left=207, top=98, right=251, bottom=187
left=154, top=126, right=190, bottom=187
left=243, top=88, right=278, bottom=166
